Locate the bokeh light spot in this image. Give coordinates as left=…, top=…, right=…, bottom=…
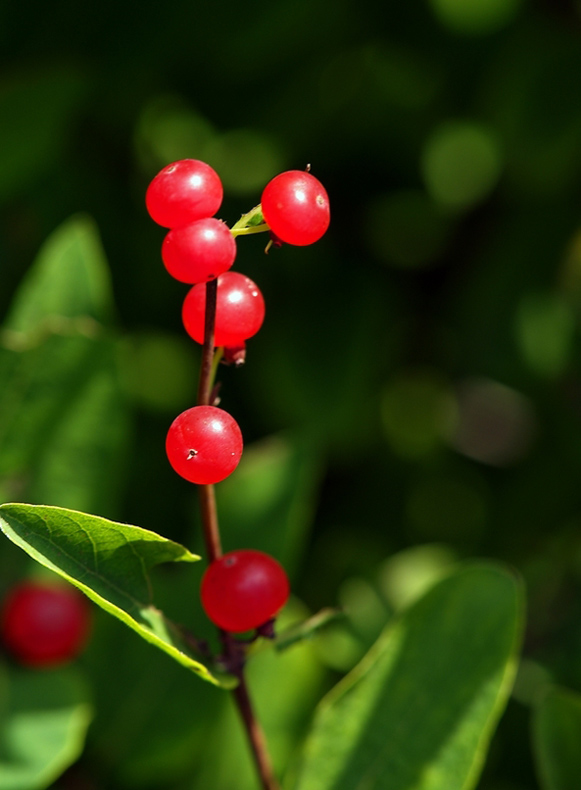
left=313, top=624, right=365, bottom=671
left=123, top=331, right=197, bottom=413
left=202, top=129, right=283, bottom=195
left=429, top=0, right=522, bottom=35
left=559, top=229, right=581, bottom=299
left=135, top=95, right=215, bottom=172
left=378, top=545, right=457, bottom=611
left=450, top=378, right=536, bottom=466
left=135, top=99, right=283, bottom=196
left=339, top=577, right=389, bottom=642
left=381, top=369, right=457, bottom=459
left=421, top=121, right=502, bottom=211
left=515, top=293, right=575, bottom=378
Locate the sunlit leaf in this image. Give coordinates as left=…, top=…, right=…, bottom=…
left=3, top=214, right=114, bottom=333
left=292, top=563, right=523, bottom=790
left=0, top=665, right=91, bottom=790
left=0, top=503, right=232, bottom=688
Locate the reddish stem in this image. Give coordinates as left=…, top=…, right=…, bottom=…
left=197, top=279, right=222, bottom=562
left=196, top=278, right=280, bottom=790
left=197, top=278, right=218, bottom=407
left=233, top=671, right=281, bottom=790
left=198, top=484, right=221, bottom=562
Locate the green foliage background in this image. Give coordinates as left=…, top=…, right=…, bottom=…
left=2, top=1, right=581, bottom=788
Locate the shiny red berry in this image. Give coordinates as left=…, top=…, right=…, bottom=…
left=200, top=549, right=290, bottom=633
left=166, top=405, right=243, bottom=485
left=146, top=159, right=223, bottom=228
left=261, top=170, right=330, bottom=246
left=162, top=219, right=237, bottom=283
left=1, top=580, right=91, bottom=667
left=182, top=272, right=265, bottom=347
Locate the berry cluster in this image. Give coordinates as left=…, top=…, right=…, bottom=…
left=146, top=159, right=329, bottom=634
left=0, top=580, right=91, bottom=667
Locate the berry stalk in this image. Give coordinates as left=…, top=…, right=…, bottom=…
left=229, top=204, right=269, bottom=237
left=196, top=279, right=222, bottom=562
left=147, top=159, right=329, bottom=790
left=197, top=278, right=218, bottom=407
left=233, top=675, right=281, bottom=790
left=197, top=277, right=280, bottom=790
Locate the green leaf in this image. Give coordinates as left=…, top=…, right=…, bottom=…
left=0, top=503, right=232, bottom=688
left=0, top=214, right=128, bottom=513
left=275, top=608, right=345, bottom=652
left=0, top=334, right=128, bottom=514
left=291, top=562, right=523, bottom=790
left=3, top=214, right=114, bottom=334
left=0, top=665, right=91, bottom=790
left=532, top=685, right=581, bottom=790
left=0, top=335, right=99, bottom=482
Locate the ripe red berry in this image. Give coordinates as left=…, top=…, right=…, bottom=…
left=182, top=272, right=265, bottom=347
left=162, top=219, right=237, bottom=284
left=146, top=159, right=223, bottom=228
left=1, top=580, right=91, bottom=667
left=166, top=405, right=243, bottom=485
left=200, top=549, right=290, bottom=633
left=261, top=170, right=330, bottom=246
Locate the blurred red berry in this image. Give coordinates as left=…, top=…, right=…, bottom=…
left=1, top=580, right=91, bottom=667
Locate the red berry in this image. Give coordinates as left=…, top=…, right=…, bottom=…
left=1, top=580, right=91, bottom=667
left=162, top=219, right=237, bottom=284
left=146, top=159, right=223, bottom=228
left=182, top=272, right=265, bottom=347
left=200, top=550, right=290, bottom=633
left=166, top=405, right=243, bottom=485
left=261, top=170, right=330, bottom=246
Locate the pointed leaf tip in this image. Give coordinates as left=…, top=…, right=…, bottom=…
left=0, top=503, right=232, bottom=688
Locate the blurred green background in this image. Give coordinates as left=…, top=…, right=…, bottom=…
left=2, top=0, right=581, bottom=788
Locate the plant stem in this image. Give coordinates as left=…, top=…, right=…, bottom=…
left=196, top=277, right=280, bottom=790
left=197, top=278, right=218, bottom=407
left=198, top=484, right=221, bottom=562
left=232, top=223, right=270, bottom=237
left=197, top=279, right=222, bottom=562
left=232, top=672, right=281, bottom=790
left=230, top=204, right=270, bottom=238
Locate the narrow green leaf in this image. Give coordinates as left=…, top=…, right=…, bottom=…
left=532, top=685, right=581, bottom=790
left=3, top=214, right=114, bottom=333
left=291, top=562, right=523, bottom=790
left=0, top=503, right=231, bottom=688
left=275, top=608, right=345, bottom=652
left=0, top=213, right=127, bottom=513
left=0, top=665, right=91, bottom=790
